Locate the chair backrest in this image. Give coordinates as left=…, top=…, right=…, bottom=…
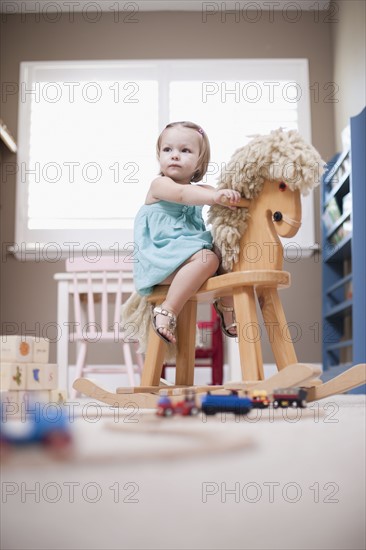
left=65, top=256, right=134, bottom=273
left=65, top=256, right=134, bottom=339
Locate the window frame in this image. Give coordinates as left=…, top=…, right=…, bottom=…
left=14, top=58, right=313, bottom=260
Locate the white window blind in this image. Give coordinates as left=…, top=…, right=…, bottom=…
left=15, top=59, right=314, bottom=258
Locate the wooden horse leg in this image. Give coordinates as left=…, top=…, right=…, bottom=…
left=175, top=301, right=197, bottom=386
left=257, top=287, right=298, bottom=371
left=140, top=325, right=167, bottom=386
left=233, top=287, right=264, bottom=381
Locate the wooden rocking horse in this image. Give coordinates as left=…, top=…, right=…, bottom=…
left=140, top=180, right=301, bottom=386
left=74, top=129, right=365, bottom=406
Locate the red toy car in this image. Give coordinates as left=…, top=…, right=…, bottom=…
left=156, top=391, right=199, bottom=417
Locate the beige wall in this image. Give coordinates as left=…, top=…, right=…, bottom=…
left=0, top=8, right=341, bottom=367
left=331, top=0, right=366, bottom=150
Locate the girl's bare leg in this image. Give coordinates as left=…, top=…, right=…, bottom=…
left=154, top=249, right=219, bottom=343
left=214, top=246, right=236, bottom=334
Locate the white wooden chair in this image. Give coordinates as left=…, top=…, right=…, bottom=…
left=65, top=257, right=143, bottom=397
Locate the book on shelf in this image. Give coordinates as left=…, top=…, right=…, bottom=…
left=329, top=220, right=352, bottom=245
left=322, top=197, right=341, bottom=231
left=342, top=193, right=352, bottom=215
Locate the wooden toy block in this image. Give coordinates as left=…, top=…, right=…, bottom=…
left=0, top=363, right=27, bottom=390
left=25, top=390, right=52, bottom=404
left=49, top=389, right=68, bottom=405
left=17, top=391, right=29, bottom=408
left=0, top=390, right=28, bottom=418
left=32, top=338, right=50, bottom=363
left=0, top=390, right=20, bottom=405
left=1, top=390, right=29, bottom=416
left=0, top=390, right=48, bottom=412
left=25, top=363, right=58, bottom=390
left=0, top=336, right=33, bottom=363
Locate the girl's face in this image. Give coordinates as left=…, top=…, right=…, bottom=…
left=159, top=126, right=201, bottom=184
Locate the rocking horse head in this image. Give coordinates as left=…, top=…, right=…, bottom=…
left=207, top=128, right=325, bottom=271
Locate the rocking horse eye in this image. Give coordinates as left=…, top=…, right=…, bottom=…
left=279, top=182, right=287, bottom=191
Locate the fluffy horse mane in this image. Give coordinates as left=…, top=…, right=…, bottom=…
left=207, top=128, right=326, bottom=271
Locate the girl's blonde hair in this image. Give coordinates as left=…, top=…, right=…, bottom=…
left=156, top=121, right=211, bottom=183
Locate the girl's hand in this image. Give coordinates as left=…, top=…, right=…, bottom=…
left=214, top=189, right=242, bottom=210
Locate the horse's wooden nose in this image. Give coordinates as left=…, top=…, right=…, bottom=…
left=273, top=211, right=283, bottom=222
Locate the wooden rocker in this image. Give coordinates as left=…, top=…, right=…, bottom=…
left=74, top=129, right=366, bottom=405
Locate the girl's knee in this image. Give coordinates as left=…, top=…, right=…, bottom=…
left=204, top=250, right=220, bottom=274
left=188, top=250, right=219, bottom=275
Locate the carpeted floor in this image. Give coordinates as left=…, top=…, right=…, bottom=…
left=1, top=394, right=365, bottom=550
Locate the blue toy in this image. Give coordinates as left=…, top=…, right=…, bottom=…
left=201, top=391, right=252, bottom=416
left=0, top=401, right=72, bottom=453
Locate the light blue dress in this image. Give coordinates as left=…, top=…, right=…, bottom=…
left=134, top=200, right=213, bottom=296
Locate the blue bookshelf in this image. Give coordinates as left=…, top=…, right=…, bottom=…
left=321, top=107, right=366, bottom=393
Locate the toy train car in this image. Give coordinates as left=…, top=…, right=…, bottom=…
left=272, top=387, right=307, bottom=408
left=251, top=390, right=270, bottom=408
left=201, top=391, right=252, bottom=416
left=156, top=387, right=308, bottom=417
left=201, top=388, right=307, bottom=416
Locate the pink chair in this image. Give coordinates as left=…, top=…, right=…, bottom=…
left=65, top=257, right=143, bottom=397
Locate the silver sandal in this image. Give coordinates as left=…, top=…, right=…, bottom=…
left=213, top=299, right=237, bottom=338
left=152, top=306, right=177, bottom=344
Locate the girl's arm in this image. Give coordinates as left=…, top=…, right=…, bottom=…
left=149, top=177, right=241, bottom=208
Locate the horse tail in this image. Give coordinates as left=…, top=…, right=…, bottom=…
left=121, top=292, right=150, bottom=354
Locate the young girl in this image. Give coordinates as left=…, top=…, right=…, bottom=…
left=133, top=121, right=241, bottom=344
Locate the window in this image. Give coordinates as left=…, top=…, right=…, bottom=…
left=15, top=59, right=314, bottom=259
